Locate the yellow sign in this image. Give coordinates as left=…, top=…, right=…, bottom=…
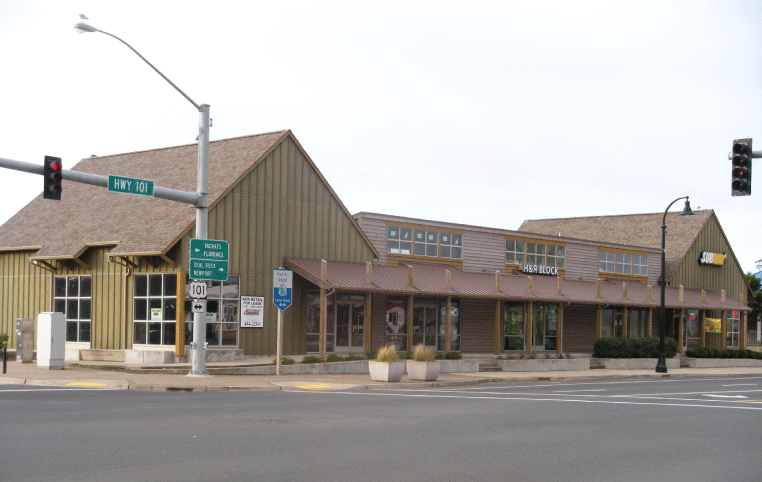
left=704, top=318, right=721, bottom=333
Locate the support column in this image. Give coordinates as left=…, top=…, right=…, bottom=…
left=364, top=292, right=372, bottom=356
left=678, top=309, right=685, bottom=354
left=526, top=301, right=533, bottom=356
left=445, top=296, right=452, bottom=353
left=647, top=308, right=653, bottom=337
left=721, top=310, right=727, bottom=349
left=175, top=271, right=186, bottom=358
left=622, top=307, right=629, bottom=339
left=741, top=311, right=747, bottom=350
left=407, top=295, right=414, bottom=353
left=494, top=300, right=501, bottom=355
left=319, top=288, right=327, bottom=359
left=556, top=304, right=564, bottom=356
left=700, top=310, right=706, bottom=349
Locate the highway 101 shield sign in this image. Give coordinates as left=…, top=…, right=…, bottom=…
left=272, top=269, right=293, bottom=310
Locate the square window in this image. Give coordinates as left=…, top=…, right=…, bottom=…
left=400, top=228, right=412, bottom=241
left=149, top=274, right=163, bottom=297
left=134, top=275, right=147, bottom=297
left=387, top=227, right=399, bottom=240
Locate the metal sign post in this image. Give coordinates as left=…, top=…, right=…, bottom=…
left=273, top=269, right=293, bottom=376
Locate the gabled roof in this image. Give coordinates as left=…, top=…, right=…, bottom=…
left=519, top=210, right=715, bottom=279
left=284, top=257, right=750, bottom=312
left=0, top=130, right=378, bottom=261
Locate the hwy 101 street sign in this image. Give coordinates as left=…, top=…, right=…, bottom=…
left=190, top=238, right=229, bottom=281
left=272, top=269, right=293, bottom=311
left=108, top=175, right=155, bottom=197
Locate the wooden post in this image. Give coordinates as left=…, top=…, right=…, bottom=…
left=494, top=300, right=501, bottom=355
left=647, top=308, right=653, bottom=337
left=721, top=310, right=727, bottom=349
left=527, top=276, right=533, bottom=294
left=175, top=271, right=186, bottom=358
left=557, top=277, right=562, bottom=296
left=678, top=309, right=684, bottom=354
left=319, top=288, right=327, bottom=359
left=622, top=307, right=628, bottom=338
left=446, top=270, right=451, bottom=291
left=366, top=262, right=372, bottom=284
left=526, top=301, right=533, bottom=356
left=495, top=271, right=501, bottom=292
left=556, top=304, right=564, bottom=356
left=407, top=294, right=414, bottom=353
left=700, top=310, right=706, bottom=349
left=364, top=292, right=372, bottom=356
left=445, top=296, right=452, bottom=352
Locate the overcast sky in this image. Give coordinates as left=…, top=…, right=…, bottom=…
left=2, top=0, right=761, bottom=272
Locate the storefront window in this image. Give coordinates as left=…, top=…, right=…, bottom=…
left=727, top=310, right=740, bottom=348
left=180, top=276, right=240, bottom=347
left=628, top=308, right=648, bottom=338
left=533, top=303, right=558, bottom=351
left=600, top=307, right=624, bottom=338
left=55, top=275, right=92, bottom=343
left=438, top=299, right=460, bottom=351
left=134, top=273, right=177, bottom=346
left=305, top=291, right=335, bottom=353
left=504, top=302, right=525, bottom=351
left=385, top=297, right=407, bottom=350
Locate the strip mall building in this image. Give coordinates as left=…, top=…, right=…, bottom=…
left=0, top=131, right=751, bottom=362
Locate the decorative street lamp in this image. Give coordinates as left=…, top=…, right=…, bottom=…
left=74, top=20, right=211, bottom=376
left=656, top=196, right=694, bottom=373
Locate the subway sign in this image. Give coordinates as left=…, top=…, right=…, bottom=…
left=698, top=251, right=727, bottom=267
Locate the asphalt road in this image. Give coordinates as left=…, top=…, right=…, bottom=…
left=1, top=377, right=761, bottom=482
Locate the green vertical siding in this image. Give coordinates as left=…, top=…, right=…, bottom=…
left=204, top=135, right=375, bottom=356
left=671, top=215, right=749, bottom=303
left=0, top=251, right=50, bottom=346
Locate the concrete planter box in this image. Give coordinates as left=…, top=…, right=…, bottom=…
left=600, top=358, right=680, bottom=370
left=368, top=360, right=405, bottom=382
left=406, top=360, right=441, bottom=381
left=685, top=358, right=762, bottom=368
left=498, top=358, right=590, bottom=372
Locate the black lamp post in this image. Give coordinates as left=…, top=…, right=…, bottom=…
left=656, top=196, right=694, bottom=373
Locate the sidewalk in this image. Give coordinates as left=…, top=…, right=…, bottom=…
left=3, top=358, right=762, bottom=392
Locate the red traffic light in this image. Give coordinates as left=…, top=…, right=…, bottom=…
left=43, top=155, right=62, bottom=200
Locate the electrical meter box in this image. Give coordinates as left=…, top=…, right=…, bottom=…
left=16, top=318, right=34, bottom=363
left=37, top=312, right=65, bottom=370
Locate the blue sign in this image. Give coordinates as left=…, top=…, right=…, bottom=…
left=272, top=269, right=293, bottom=311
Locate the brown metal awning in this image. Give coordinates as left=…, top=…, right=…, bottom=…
left=284, top=257, right=750, bottom=312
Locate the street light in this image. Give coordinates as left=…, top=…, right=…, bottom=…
left=656, top=196, right=694, bottom=373
left=74, top=20, right=211, bottom=376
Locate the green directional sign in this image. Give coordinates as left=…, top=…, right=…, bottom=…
left=190, top=238, right=229, bottom=281
left=108, top=175, right=155, bottom=196
left=190, top=259, right=228, bottom=281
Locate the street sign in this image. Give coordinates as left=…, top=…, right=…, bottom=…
left=108, top=175, right=155, bottom=196
left=190, top=259, right=228, bottom=281
left=272, top=269, right=293, bottom=310
left=189, top=281, right=207, bottom=299
left=190, top=238, right=228, bottom=281
left=191, top=299, right=207, bottom=314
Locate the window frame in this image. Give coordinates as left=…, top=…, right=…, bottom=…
left=55, top=275, right=92, bottom=344
left=599, top=249, right=649, bottom=278
left=387, top=224, right=463, bottom=260
left=505, top=237, right=565, bottom=273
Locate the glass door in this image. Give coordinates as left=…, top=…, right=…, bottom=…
left=335, top=295, right=365, bottom=353
left=683, top=309, right=700, bottom=351
left=413, top=298, right=438, bottom=351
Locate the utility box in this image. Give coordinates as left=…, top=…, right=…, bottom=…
left=16, top=318, right=34, bottom=363
left=37, top=312, right=65, bottom=370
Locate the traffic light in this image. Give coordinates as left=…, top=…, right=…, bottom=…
left=43, top=156, right=62, bottom=200
left=731, top=138, right=752, bottom=196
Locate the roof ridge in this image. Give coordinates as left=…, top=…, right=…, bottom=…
left=77, top=130, right=291, bottom=161
left=523, top=209, right=713, bottom=223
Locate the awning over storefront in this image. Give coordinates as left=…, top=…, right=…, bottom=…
left=284, top=257, right=750, bottom=312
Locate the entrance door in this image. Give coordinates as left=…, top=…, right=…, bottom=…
left=683, top=309, right=700, bottom=351
left=335, top=295, right=364, bottom=353
left=413, top=299, right=438, bottom=350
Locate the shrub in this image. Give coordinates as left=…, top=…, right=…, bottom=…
left=593, top=337, right=677, bottom=358
left=444, top=351, right=463, bottom=360
left=325, top=354, right=344, bottom=363
left=344, top=354, right=366, bottom=361
left=412, top=344, right=436, bottom=363
left=0, top=333, right=7, bottom=348
left=376, top=345, right=400, bottom=363
left=687, top=348, right=762, bottom=359
left=302, top=355, right=325, bottom=364
left=273, top=356, right=295, bottom=365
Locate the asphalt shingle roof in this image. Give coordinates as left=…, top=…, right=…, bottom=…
left=519, top=210, right=714, bottom=280
left=0, top=131, right=290, bottom=259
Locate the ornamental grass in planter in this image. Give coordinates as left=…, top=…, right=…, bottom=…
left=368, top=345, right=405, bottom=382
left=406, top=344, right=441, bottom=381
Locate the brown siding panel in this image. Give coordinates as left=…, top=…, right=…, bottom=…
left=563, top=305, right=598, bottom=353
left=460, top=298, right=495, bottom=353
